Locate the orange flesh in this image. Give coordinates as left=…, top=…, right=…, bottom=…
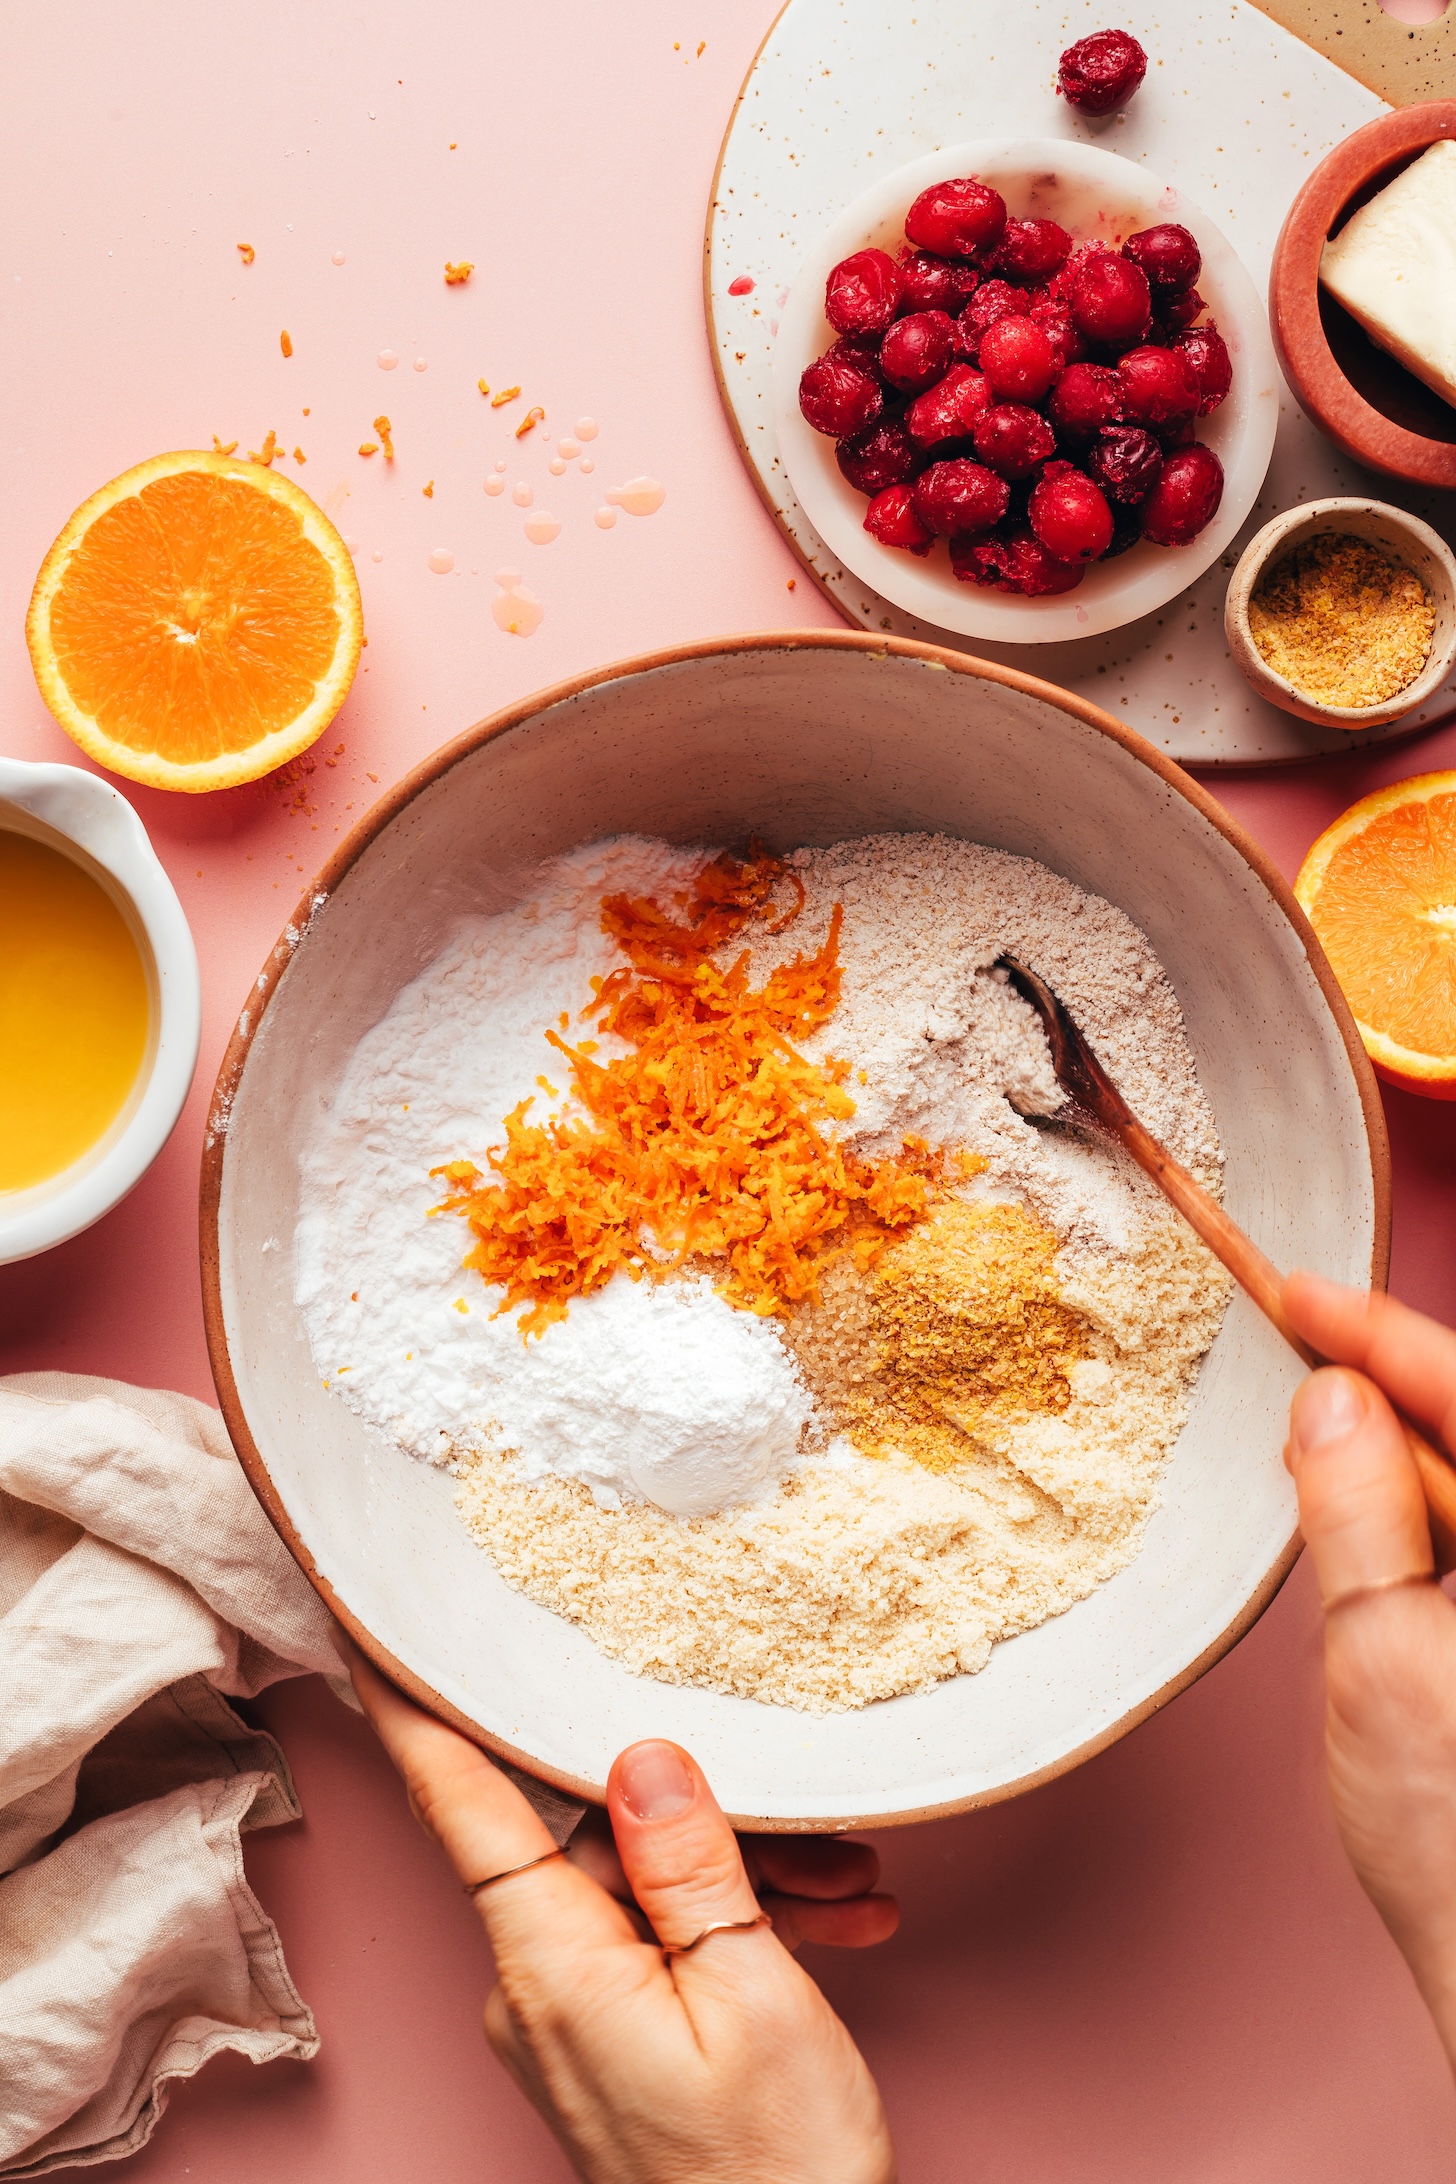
left=46, top=469, right=343, bottom=765
left=0, top=833, right=149, bottom=1190
left=1313, top=790, right=1456, bottom=1059
left=433, top=849, right=942, bottom=1337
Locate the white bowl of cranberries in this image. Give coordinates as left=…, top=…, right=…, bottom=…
left=774, top=138, right=1279, bottom=642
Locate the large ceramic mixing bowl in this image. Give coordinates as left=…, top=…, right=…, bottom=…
left=202, top=633, right=1387, bottom=1829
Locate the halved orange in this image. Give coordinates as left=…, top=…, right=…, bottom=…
left=26, top=451, right=363, bottom=793
left=1295, top=770, right=1456, bottom=1100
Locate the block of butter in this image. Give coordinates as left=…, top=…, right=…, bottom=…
left=1319, top=138, right=1456, bottom=411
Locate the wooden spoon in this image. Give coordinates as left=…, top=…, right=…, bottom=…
left=996, top=953, right=1456, bottom=1560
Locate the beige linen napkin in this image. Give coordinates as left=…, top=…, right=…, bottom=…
left=0, top=1372, right=581, bottom=2176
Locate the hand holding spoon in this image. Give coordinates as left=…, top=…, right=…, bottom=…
left=996, top=953, right=1456, bottom=1561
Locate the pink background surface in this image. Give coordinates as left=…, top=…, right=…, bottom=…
left=3, top=3, right=1456, bottom=2176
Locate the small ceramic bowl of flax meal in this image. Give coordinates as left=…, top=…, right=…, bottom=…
left=1224, top=496, right=1456, bottom=731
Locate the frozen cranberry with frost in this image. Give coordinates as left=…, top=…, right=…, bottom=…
left=1152, top=286, right=1206, bottom=337
left=1047, top=361, right=1123, bottom=440
left=1122, top=224, right=1201, bottom=293
left=978, top=315, right=1057, bottom=404
left=905, top=177, right=1007, bottom=259
left=1085, top=423, right=1163, bottom=505
left=799, top=350, right=882, bottom=437
left=1028, top=460, right=1114, bottom=561
left=1029, top=298, right=1085, bottom=371
left=1058, top=28, right=1148, bottom=115
left=836, top=418, right=923, bottom=494
left=1139, top=443, right=1224, bottom=545
left=827, top=332, right=887, bottom=384
left=880, top=310, right=956, bottom=393
left=911, top=458, right=1010, bottom=537
left=956, top=279, right=1030, bottom=359
left=973, top=402, right=1057, bottom=480
left=1067, top=254, right=1151, bottom=350
left=1170, top=321, right=1232, bottom=414
left=898, top=250, right=981, bottom=316
left=993, top=218, right=1072, bottom=283
left=1116, top=344, right=1201, bottom=430
left=1101, top=501, right=1144, bottom=559
left=864, top=483, right=935, bottom=556
left=906, top=362, right=991, bottom=449
left=824, top=247, right=902, bottom=336
left=951, top=527, right=1085, bottom=595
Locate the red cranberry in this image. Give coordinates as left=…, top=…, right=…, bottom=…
left=1116, top=344, right=1201, bottom=430
left=956, top=279, right=1031, bottom=359
left=1047, top=361, right=1123, bottom=439
left=905, top=178, right=1007, bottom=259
left=827, top=332, right=887, bottom=384
left=1139, top=444, right=1224, bottom=545
left=1028, top=460, right=1114, bottom=561
left=799, top=350, right=882, bottom=437
left=951, top=528, right=1085, bottom=595
left=898, top=250, right=981, bottom=316
left=1101, top=501, right=1145, bottom=559
left=973, top=403, right=1057, bottom=480
left=836, top=418, right=924, bottom=495
left=1170, top=322, right=1233, bottom=414
left=978, top=316, right=1058, bottom=404
left=1085, top=424, right=1163, bottom=505
left=1029, top=299, right=1086, bottom=371
left=1067, top=254, right=1152, bottom=350
left=879, top=310, right=956, bottom=393
left=825, top=248, right=902, bottom=336
left=1152, top=286, right=1207, bottom=336
left=911, top=458, right=1010, bottom=537
left=1122, top=224, right=1201, bottom=292
left=1057, top=29, right=1148, bottom=115
left=864, top=483, right=935, bottom=557
left=993, top=218, right=1072, bottom=283
left=906, top=363, right=991, bottom=449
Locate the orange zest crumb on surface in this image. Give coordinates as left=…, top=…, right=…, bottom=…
left=373, top=415, right=395, bottom=460
left=280, top=330, right=293, bottom=358
left=237, top=243, right=255, bottom=264
left=212, top=436, right=238, bottom=456
left=444, top=260, right=474, bottom=284
left=490, top=385, right=521, bottom=408
left=422, top=480, right=434, bottom=497
left=477, top=379, right=490, bottom=396
left=293, top=446, right=306, bottom=463
left=432, top=848, right=941, bottom=1338
left=515, top=405, right=545, bottom=439
left=358, top=442, right=379, bottom=457
left=249, top=430, right=278, bottom=467
left=697, top=39, right=706, bottom=54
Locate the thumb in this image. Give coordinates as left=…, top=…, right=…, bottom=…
left=607, top=1741, right=763, bottom=1955
left=1286, top=1368, right=1434, bottom=1607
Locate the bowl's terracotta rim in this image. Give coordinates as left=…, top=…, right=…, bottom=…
left=200, top=628, right=1392, bottom=1831
left=1269, top=102, right=1456, bottom=488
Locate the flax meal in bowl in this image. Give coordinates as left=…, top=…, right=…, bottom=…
left=205, top=635, right=1385, bottom=1827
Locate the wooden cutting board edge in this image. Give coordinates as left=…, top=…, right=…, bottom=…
left=1249, top=0, right=1455, bottom=107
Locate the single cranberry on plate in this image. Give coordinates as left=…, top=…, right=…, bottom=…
left=1085, top=423, right=1163, bottom=505
left=825, top=247, right=903, bottom=336
left=1170, top=321, right=1232, bottom=414
left=864, top=482, right=936, bottom=556
left=906, top=363, right=991, bottom=449
left=1066, top=253, right=1152, bottom=350
left=951, top=527, right=1085, bottom=595
left=1116, top=344, right=1201, bottom=430
left=1047, top=360, right=1123, bottom=440
left=978, top=315, right=1058, bottom=404
left=1028, top=298, right=1085, bottom=371
left=1028, top=460, right=1114, bottom=561
left=1121, top=224, right=1201, bottom=293
left=956, top=278, right=1032, bottom=359
left=1139, top=443, right=1224, bottom=544
left=904, top=177, right=1008, bottom=259
left=1057, top=28, right=1148, bottom=115
left=898, top=249, right=981, bottom=316
left=973, top=402, right=1057, bottom=480
left=911, top=458, right=1010, bottom=536
left=799, top=350, right=883, bottom=437
left=880, top=309, right=957, bottom=392
left=1151, top=286, right=1206, bottom=337
left=836, top=418, right=924, bottom=494
left=992, top=217, right=1072, bottom=283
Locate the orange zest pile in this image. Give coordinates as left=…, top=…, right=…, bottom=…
left=432, top=848, right=941, bottom=1336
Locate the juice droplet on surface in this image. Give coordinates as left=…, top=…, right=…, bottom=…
left=495, top=567, right=522, bottom=587
left=493, top=459, right=507, bottom=472
left=492, top=572, right=543, bottom=636
left=371, top=550, right=384, bottom=563
left=557, top=436, right=581, bottom=460
left=549, top=456, right=567, bottom=475
left=344, top=536, right=360, bottom=554
left=413, top=356, right=428, bottom=372
left=575, top=416, right=599, bottom=441
left=579, top=458, right=595, bottom=474
left=512, top=481, right=533, bottom=507
left=524, top=511, right=561, bottom=544
left=377, top=348, right=398, bottom=370
left=728, top=274, right=755, bottom=295
left=332, top=250, right=347, bottom=266
left=484, top=474, right=505, bottom=496
left=594, top=505, right=618, bottom=529
left=428, top=547, right=454, bottom=574
left=606, top=476, right=665, bottom=517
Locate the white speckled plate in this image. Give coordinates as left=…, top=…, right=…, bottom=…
left=707, top=0, right=1456, bottom=764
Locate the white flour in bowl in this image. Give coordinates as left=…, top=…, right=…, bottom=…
left=296, top=832, right=1231, bottom=1711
